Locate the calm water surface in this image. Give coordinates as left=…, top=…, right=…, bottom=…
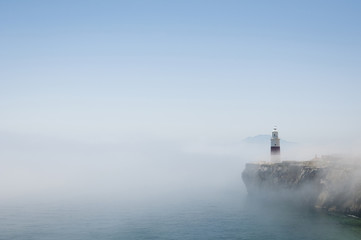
left=1, top=191, right=361, bottom=240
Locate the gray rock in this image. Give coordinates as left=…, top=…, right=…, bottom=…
left=242, top=156, right=361, bottom=217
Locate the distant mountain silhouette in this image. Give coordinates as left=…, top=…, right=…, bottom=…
left=242, top=135, right=296, bottom=145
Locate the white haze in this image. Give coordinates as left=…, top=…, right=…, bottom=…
left=1, top=130, right=360, bottom=208
left=0, top=132, right=249, bottom=206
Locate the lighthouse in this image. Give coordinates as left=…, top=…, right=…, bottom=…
left=271, top=126, right=281, bottom=162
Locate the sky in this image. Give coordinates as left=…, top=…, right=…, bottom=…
left=1, top=0, right=361, bottom=144
left=0, top=1, right=361, bottom=201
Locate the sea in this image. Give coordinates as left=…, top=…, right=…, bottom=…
left=1, top=189, right=361, bottom=240
left=1, top=147, right=360, bottom=240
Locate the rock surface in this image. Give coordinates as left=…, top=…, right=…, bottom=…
left=242, top=156, right=361, bottom=217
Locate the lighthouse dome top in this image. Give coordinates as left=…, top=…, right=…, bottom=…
left=273, top=126, right=278, bottom=132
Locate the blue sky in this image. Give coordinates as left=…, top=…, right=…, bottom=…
left=1, top=0, right=361, bottom=145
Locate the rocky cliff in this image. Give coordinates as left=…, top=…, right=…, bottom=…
left=242, top=156, right=361, bottom=217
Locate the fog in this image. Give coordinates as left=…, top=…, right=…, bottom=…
left=2, top=130, right=361, bottom=240
left=2, top=128, right=360, bottom=208
left=0, top=132, right=250, bottom=206
left=1, top=1, right=361, bottom=239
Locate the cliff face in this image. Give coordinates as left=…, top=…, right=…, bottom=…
left=242, top=157, right=361, bottom=217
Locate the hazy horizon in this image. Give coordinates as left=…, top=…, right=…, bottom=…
left=1, top=0, right=361, bottom=210
left=1, top=2, right=361, bottom=239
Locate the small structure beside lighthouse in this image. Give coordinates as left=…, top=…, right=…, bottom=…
left=271, top=126, right=281, bottom=162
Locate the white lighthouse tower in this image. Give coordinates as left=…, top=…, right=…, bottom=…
left=271, top=126, right=281, bottom=162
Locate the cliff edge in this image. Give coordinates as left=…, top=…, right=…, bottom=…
left=242, top=156, right=361, bottom=217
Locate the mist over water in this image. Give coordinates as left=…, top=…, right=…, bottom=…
left=0, top=133, right=247, bottom=204
left=1, top=0, right=361, bottom=238
left=1, top=133, right=361, bottom=239
left=1, top=180, right=361, bottom=240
